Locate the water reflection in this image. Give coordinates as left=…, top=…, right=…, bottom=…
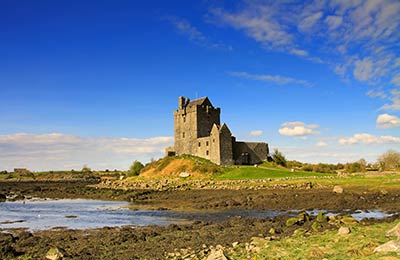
left=0, top=199, right=395, bottom=231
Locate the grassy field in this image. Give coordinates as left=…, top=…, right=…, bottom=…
left=228, top=220, right=400, bottom=259
left=214, top=165, right=334, bottom=180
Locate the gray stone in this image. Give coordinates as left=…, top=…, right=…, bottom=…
left=179, top=172, right=191, bottom=178
left=374, top=240, right=400, bottom=253
left=338, top=226, right=350, bottom=235
left=206, top=248, right=228, bottom=260
left=45, top=247, right=64, bottom=260
left=333, top=185, right=344, bottom=194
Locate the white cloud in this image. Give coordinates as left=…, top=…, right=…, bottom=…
left=298, top=11, right=323, bottom=32
left=249, top=130, right=263, bottom=137
left=391, top=73, right=400, bottom=87
left=353, top=57, right=373, bottom=81
left=210, top=6, right=293, bottom=49
left=376, top=113, right=400, bottom=129
left=366, top=89, right=387, bottom=99
left=290, top=48, right=308, bottom=57
left=229, top=71, right=312, bottom=87
left=325, top=15, right=343, bottom=30
left=0, top=133, right=173, bottom=171
left=316, top=141, right=328, bottom=147
left=279, top=121, right=320, bottom=137
left=338, top=133, right=400, bottom=145
left=167, top=16, right=232, bottom=51
left=380, top=89, right=400, bottom=111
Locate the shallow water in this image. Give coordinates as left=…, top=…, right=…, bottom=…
left=0, top=199, right=395, bottom=231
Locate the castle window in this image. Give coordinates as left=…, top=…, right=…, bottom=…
left=183, top=117, right=186, bottom=123
left=182, top=132, right=185, bottom=138
left=213, top=139, right=215, bottom=143
left=198, top=142, right=201, bottom=147
left=206, top=150, right=209, bottom=156
left=206, top=141, right=209, bottom=146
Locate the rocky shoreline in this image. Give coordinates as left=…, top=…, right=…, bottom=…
left=1, top=180, right=400, bottom=259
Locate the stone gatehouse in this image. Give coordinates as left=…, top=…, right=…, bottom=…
left=166, top=96, right=269, bottom=165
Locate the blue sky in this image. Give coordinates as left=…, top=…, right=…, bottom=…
left=1, top=0, right=399, bottom=171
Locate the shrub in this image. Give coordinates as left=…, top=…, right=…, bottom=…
left=81, top=165, right=91, bottom=173
left=129, top=160, right=144, bottom=176
left=272, top=149, right=287, bottom=167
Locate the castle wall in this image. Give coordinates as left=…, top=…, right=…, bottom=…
left=219, top=126, right=234, bottom=165
left=174, top=105, right=198, bottom=155
left=196, top=105, right=220, bottom=138
left=233, top=142, right=269, bottom=165
left=192, top=136, right=213, bottom=161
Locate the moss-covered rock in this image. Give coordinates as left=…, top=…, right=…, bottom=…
left=286, top=217, right=299, bottom=227
left=316, top=212, right=328, bottom=223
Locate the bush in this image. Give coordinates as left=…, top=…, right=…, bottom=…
left=81, top=165, right=91, bottom=173
left=129, top=160, right=144, bottom=176
left=378, top=150, right=400, bottom=171
left=272, top=149, right=287, bottom=167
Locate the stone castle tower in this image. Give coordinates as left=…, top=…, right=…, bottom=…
left=166, top=96, right=269, bottom=165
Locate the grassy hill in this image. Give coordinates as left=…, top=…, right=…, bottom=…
left=137, top=155, right=333, bottom=180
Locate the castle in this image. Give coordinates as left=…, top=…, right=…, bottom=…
left=166, top=96, right=269, bottom=165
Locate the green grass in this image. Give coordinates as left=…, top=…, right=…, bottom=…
left=228, top=220, right=400, bottom=259
left=214, top=166, right=334, bottom=180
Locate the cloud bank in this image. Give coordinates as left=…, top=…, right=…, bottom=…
left=338, top=133, right=400, bottom=145
left=0, top=133, right=173, bottom=171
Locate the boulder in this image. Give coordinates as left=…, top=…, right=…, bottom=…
left=45, top=247, right=64, bottom=260
left=374, top=240, right=400, bottom=253
left=179, top=172, right=190, bottom=178
left=0, top=193, right=6, bottom=202
left=338, top=226, right=350, bottom=235
left=333, top=186, right=344, bottom=194
left=386, top=222, right=400, bottom=239
left=206, top=248, right=228, bottom=260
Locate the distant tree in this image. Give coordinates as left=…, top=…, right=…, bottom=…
left=344, top=160, right=366, bottom=173
left=378, top=150, right=400, bottom=171
left=129, top=160, right=144, bottom=176
left=357, top=158, right=367, bottom=172
left=81, top=165, right=91, bottom=173
left=272, top=149, right=287, bottom=167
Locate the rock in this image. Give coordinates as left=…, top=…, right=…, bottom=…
left=333, top=185, right=344, bottom=194
left=0, top=193, right=6, bottom=202
left=340, top=216, right=358, bottom=225
left=374, top=240, right=400, bottom=253
left=206, top=248, right=228, bottom=260
left=311, top=222, right=322, bottom=231
left=297, top=212, right=310, bottom=223
left=269, top=228, right=276, bottom=235
left=232, top=241, right=239, bottom=247
left=316, top=212, right=328, bottom=223
left=338, top=226, right=350, bottom=235
left=286, top=217, right=299, bottom=227
left=45, top=247, right=64, bottom=260
left=179, top=172, right=190, bottom=178
left=386, top=222, right=400, bottom=239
